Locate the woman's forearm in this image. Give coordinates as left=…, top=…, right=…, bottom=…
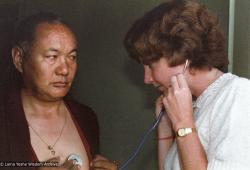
left=158, top=138, right=174, bottom=170
left=176, top=132, right=207, bottom=170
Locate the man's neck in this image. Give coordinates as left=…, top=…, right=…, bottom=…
left=187, top=68, right=223, bottom=97
left=21, top=89, right=64, bottom=118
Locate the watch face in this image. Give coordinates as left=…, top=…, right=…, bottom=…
left=178, top=129, right=186, bottom=136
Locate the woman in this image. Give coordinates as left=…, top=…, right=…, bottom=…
left=124, top=0, right=250, bottom=169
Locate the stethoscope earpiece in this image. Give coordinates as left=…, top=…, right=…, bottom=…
left=183, top=59, right=189, bottom=73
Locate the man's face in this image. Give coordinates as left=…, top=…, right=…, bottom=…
left=143, top=57, right=187, bottom=95
left=22, top=22, right=77, bottom=101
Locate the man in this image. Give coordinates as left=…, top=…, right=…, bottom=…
left=0, top=12, right=117, bottom=170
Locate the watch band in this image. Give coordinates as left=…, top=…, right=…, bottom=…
left=176, top=127, right=197, bottom=137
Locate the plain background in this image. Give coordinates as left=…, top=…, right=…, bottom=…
left=0, top=0, right=237, bottom=169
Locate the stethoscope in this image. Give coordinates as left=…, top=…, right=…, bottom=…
left=70, top=60, right=189, bottom=170
left=68, top=108, right=165, bottom=170
left=119, top=107, right=165, bottom=170
left=119, top=59, right=189, bottom=170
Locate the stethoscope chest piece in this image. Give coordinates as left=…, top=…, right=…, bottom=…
left=68, top=154, right=83, bottom=167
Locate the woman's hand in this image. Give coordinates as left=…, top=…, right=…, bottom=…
left=155, top=95, right=173, bottom=138
left=162, top=74, right=194, bottom=131
left=90, top=155, right=118, bottom=170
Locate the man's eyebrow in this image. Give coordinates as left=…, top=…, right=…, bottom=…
left=46, top=48, right=78, bottom=53
left=47, top=48, right=59, bottom=52
left=69, top=49, right=78, bottom=53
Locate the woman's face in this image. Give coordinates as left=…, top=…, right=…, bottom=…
left=143, top=57, right=188, bottom=95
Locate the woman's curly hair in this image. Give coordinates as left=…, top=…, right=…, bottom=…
left=124, top=0, right=228, bottom=71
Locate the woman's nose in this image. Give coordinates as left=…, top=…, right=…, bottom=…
left=144, top=66, right=153, bottom=84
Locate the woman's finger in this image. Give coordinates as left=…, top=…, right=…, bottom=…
left=155, top=95, right=164, bottom=116
left=176, top=74, right=188, bottom=89
left=170, top=76, right=179, bottom=90
left=93, top=154, right=108, bottom=161
left=91, top=160, right=118, bottom=170
left=62, top=159, right=75, bottom=170
left=71, top=164, right=81, bottom=170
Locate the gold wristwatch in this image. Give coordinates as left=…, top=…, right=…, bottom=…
left=176, top=127, right=197, bottom=137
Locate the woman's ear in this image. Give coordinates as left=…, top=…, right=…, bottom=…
left=12, top=46, right=24, bottom=73
left=188, top=66, right=196, bottom=75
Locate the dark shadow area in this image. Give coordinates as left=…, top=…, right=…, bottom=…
left=122, top=57, right=158, bottom=109
left=0, top=3, right=21, bottom=96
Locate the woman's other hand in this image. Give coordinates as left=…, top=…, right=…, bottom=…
left=90, top=154, right=118, bottom=170
left=155, top=95, right=173, bottom=138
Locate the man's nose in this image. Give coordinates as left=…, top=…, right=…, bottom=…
left=144, top=66, right=153, bottom=84
left=56, top=57, right=69, bottom=76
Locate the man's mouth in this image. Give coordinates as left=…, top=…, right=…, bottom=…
left=52, top=82, right=69, bottom=88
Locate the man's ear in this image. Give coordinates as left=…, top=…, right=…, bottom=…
left=12, top=46, right=24, bottom=73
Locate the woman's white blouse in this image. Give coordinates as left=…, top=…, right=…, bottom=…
left=164, top=73, right=250, bottom=170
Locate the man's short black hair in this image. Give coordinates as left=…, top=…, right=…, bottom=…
left=13, top=12, right=70, bottom=56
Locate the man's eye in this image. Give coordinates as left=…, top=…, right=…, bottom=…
left=46, top=55, right=57, bottom=59
left=68, top=55, right=77, bottom=61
